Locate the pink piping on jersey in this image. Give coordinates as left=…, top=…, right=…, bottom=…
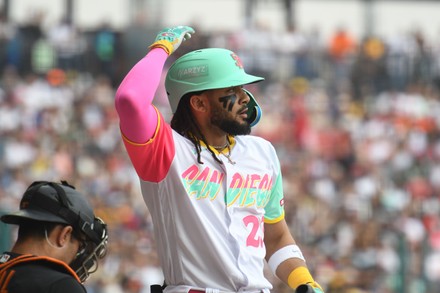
left=115, top=48, right=168, bottom=143
left=121, top=111, right=175, bottom=182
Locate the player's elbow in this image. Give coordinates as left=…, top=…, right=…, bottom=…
left=115, top=88, right=140, bottom=115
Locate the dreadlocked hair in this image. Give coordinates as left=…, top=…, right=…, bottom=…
left=170, top=91, right=223, bottom=165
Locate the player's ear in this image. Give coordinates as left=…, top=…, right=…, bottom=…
left=57, top=225, right=74, bottom=247
left=190, top=93, right=208, bottom=112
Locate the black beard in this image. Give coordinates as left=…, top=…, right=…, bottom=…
left=211, top=107, right=251, bottom=135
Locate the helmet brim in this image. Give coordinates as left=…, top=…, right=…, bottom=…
left=186, top=72, right=264, bottom=94
left=216, top=72, right=264, bottom=88
left=1, top=208, right=69, bottom=225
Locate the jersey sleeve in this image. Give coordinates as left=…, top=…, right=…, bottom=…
left=122, top=108, right=175, bottom=182
left=263, top=171, right=285, bottom=223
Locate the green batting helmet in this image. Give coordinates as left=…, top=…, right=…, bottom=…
left=165, top=48, right=264, bottom=127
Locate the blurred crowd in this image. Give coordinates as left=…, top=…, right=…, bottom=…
left=1, top=10, right=440, bottom=293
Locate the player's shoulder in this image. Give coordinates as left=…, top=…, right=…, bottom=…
left=1, top=261, right=85, bottom=293
left=235, top=135, right=277, bottom=155
left=236, top=135, right=274, bottom=147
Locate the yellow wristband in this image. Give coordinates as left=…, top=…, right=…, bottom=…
left=149, top=40, right=173, bottom=55
left=287, top=266, right=316, bottom=289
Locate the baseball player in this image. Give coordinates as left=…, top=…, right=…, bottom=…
left=115, top=26, right=324, bottom=293
left=0, top=181, right=108, bottom=293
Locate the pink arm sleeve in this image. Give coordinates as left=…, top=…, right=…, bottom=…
left=115, top=48, right=169, bottom=143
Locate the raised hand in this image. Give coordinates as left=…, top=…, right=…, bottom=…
left=149, top=26, right=195, bottom=55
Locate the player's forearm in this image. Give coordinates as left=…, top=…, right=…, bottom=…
left=274, top=256, right=307, bottom=282
left=115, top=48, right=168, bottom=143
left=266, top=242, right=323, bottom=292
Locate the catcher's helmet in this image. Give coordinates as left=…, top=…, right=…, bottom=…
left=165, top=48, right=264, bottom=127
left=1, top=181, right=108, bottom=283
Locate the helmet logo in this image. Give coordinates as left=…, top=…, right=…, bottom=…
left=176, top=64, right=209, bottom=79
left=230, top=53, right=243, bottom=69
left=20, top=201, right=30, bottom=209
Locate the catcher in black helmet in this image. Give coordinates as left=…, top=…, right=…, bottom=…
left=0, top=180, right=108, bottom=293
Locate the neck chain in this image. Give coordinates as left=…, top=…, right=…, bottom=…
left=222, top=140, right=236, bottom=165
left=209, top=138, right=236, bottom=165
left=211, top=142, right=228, bottom=150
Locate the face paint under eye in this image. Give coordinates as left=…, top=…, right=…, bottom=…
left=218, top=94, right=237, bottom=112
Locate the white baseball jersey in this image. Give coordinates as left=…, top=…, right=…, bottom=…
left=123, top=109, right=285, bottom=293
